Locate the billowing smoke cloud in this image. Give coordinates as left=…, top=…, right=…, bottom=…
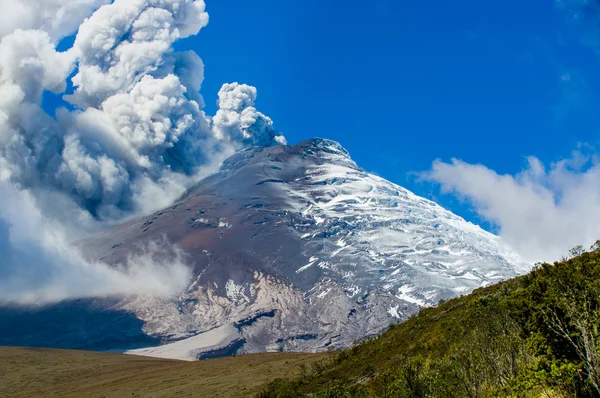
left=212, top=83, right=287, bottom=147
left=0, top=0, right=285, bottom=303
left=425, top=150, right=600, bottom=262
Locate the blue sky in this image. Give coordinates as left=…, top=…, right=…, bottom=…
left=172, top=0, right=600, bottom=230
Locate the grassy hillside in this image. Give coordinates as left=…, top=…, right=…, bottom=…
left=258, top=248, right=600, bottom=397
left=0, top=347, right=330, bottom=398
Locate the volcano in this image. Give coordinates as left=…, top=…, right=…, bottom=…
left=0, top=139, right=527, bottom=359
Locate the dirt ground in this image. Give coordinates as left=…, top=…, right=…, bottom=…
left=0, top=346, right=331, bottom=397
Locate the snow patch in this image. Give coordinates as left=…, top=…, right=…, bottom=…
left=225, top=279, right=249, bottom=302
left=388, top=305, right=401, bottom=318
left=297, top=260, right=316, bottom=273
left=126, top=324, right=241, bottom=361
left=218, top=219, right=231, bottom=228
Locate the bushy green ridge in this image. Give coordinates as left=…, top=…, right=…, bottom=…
left=258, top=248, right=600, bottom=397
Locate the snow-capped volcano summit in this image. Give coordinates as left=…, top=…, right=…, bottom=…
left=1, top=139, right=528, bottom=358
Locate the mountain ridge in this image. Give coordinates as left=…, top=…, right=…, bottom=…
left=2, top=138, right=528, bottom=358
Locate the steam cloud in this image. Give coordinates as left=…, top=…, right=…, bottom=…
left=0, top=0, right=286, bottom=303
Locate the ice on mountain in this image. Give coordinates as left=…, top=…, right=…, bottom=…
left=66, top=138, right=530, bottom=358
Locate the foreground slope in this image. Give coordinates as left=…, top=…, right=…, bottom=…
left=258, top=249, right=600, bottom=397
left=0, top=347, right=330, bottom=398
left=1, top=138, right=526, bottom=357
left=4, top=251, right=596, bottom=398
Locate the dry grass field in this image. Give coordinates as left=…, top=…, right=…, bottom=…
left=0, top=347, right=331, bottom=398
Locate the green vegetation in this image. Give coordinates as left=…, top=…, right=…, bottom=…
left=258, top=245, right=600, bottom=397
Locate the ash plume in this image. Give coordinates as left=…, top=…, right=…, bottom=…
left=0, top=0, right=285, bottom=303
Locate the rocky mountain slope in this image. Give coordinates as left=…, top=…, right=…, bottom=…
left=0, top=139, right=528, bottom=358
left=258, top=249, right=600, bottom=398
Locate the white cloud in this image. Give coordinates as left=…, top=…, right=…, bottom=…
left=0, top=0, right=109, bottom=41
left=0, top=181, right=192, bottom=304
left=0, top=29, right=74, bottom=100
left=425, top=150, right=600, bottom=262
